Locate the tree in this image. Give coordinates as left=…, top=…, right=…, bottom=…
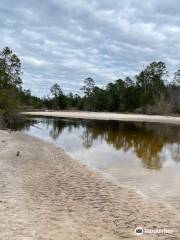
left=92, top=86, right=107, bottom=111
left=50, top=83, right=66, bottom=110
left=105, top=79, right=126, bottom=112
left=81, top=77, right=95, bottom=97
left=167, top=70, right=180, bottom=113
left=124, top=76, right=134, bottom=88
left=0, top=47, right=23, bottom=120
left=80, top=78, right=96, bottom=110
left=1, top=48, right=179, bottom=116
left=136, top=61, right=168, bottom=110
left=50, top=83, right=63, bottom=98
left=0, top=47, right=22, bottom=89
left=136, top=61, right=167, bottom=89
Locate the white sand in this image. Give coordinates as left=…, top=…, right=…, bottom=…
left=23, top=111, right=180, bottom=125
left=0, top=130, right=180, bottom=239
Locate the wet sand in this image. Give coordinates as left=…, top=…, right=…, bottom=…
left=23, top=111, right=180, bottom=125
left=0, top=130, right=180, bottom=239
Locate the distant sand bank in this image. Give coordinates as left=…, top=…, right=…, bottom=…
left=23, top=111, right=180, bottom=125
left=0, top=130, right=180, bottom=239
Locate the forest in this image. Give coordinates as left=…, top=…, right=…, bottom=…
left=0, top=47, right=180, bottom=126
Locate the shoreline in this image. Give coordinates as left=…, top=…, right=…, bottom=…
left=23, top=111, right=180, bottom=125
left=0, top=130, right=180, bottom=239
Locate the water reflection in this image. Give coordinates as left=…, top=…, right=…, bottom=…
left=22, top=117, right=180, bottom=170
left=6, top=118, right=37, bottom=131
left=19, top=117, right=180, bottom=213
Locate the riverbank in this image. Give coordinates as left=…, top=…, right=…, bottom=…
left=0, top=130, right=180, bottom=239
left=23, top=111, right=180, bottom=125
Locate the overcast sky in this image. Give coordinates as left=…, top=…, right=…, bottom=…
left=0, top=0, right=180, bottom=96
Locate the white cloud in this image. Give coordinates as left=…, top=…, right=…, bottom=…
left=21, top=56, right=49, bottom=67
left=0, top=0, right=180, bottom=96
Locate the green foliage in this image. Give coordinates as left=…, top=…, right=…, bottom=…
left=91, top=87, right=107, bottom=111
left=50, top=83, right=67, bottom=110
left=50, top=83, right=63, bottom=98
left=19, top=89, right=44, bottom=109
left=0, top=47, right=22, bottom=89
left=45, top=61, right=179, bottom=114
left=80, top=77, right=96, bottom=110
left=0, top=47, right=22, bottom=121
left=136, top=61, right=168, bottom=109
left=81, top=77, right=95, bottom=97
left=0, top=47, right=179, bottom=117
left=0, top=88, right=18, bottom=116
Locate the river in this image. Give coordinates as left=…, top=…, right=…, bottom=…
left=18, top=117, right=180, bottom=213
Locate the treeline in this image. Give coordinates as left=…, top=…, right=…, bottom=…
left=0, top=47, right=180, bottom=126
left=43, top=62, right=180, bottom=114
left=0, top=47, right=22, bottom=125
left=0, top=47, right=42, bottom=126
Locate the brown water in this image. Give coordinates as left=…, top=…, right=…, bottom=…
left=21, top=117, right=180, bottom=212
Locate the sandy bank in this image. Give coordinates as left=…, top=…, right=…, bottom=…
left=0, top=130, right=180, bottom=239
left=23, top=111, right=180, bottom=125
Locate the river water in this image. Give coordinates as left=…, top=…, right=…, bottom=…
left=20, top=117, right=180, bottom=212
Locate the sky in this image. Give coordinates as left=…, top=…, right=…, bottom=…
left=0, top=0, right=180, bottom=97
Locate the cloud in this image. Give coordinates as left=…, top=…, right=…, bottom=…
left=0, top=0, right=180, bottom=96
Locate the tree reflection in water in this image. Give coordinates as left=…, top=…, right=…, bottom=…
left=24, top=117, right=180, bottom=170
